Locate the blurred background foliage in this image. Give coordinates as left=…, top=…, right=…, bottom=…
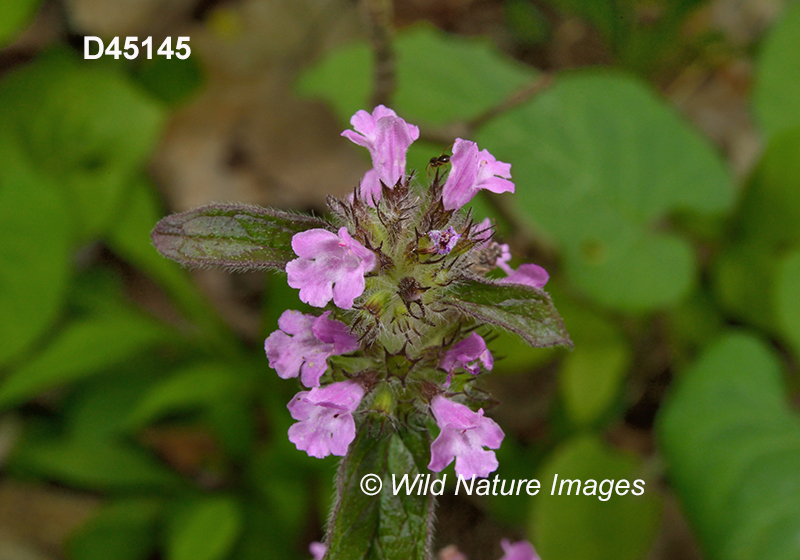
left=0, top=0, right=798, bottom=559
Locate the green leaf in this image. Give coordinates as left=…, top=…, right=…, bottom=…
left=443, top=278, right=572, bottom=348
left=0, top=0, right=41, bottom=46
left=232, top=501, right=296, bottom=560
left=754, top=2, right=800, bottom=138
left=738, top=127, right=800, bottom=248
left=658, top=333, right=800, bottom=560
left=167, top=496, right=243, bottom=560
left=125, top=364, right=248, bottom=430
left=10, top=437, right=183, bottom=491
left=65, top=364, right=164, bottom=443
left=531, top=436, right=662, bottom=560
left=0, top=310, right=169, bottom=410
left=0, top=132, right=72, bottom=367
left=151, top=203, right=327, bottom=271
left=134, top=54, right=204, bottom=105
left=108, top=179, right=239, bottom=354
left=393, top=24, right=533, bottom=125
left=478, top=71, right=733, bottom=312
left=777, top=249, right=800, bottom=355
left=561, top=343, right=629, bottom=427
left=326, top=413, right=434, bottom=560
left=0, top=49, right=165, bottom=238
left=489, top=329, right=558, bottom=375
left=67, top=499, right=162, bottom=560
left=297, top=24, right=533, bottom=125
left=711, top=240, right=779, bottom=333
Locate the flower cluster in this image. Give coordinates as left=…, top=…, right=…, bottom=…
left=265, top=105, right=552, bottom=476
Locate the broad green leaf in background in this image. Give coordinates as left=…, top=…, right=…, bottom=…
left=753, top=1, right=800, bottom=139
left=0, top=0, right=41, bottom=46
left=134, top=54, right=204, bottom=106
left=531, top=436, right=662, bottom=560
left=125, top=364, right=249, bottom=430
left=776, top=249, right=800, bottom=357
left=479, top=72, right=733, bottom=311
left=504, top=0, right=551, bottom=45
left=0, top=310, right=169, bottom=410
left=0, top=138, right=71, bottom=367
left=668, top=289, right=726, bottom=362
left=556, top=298, right=631, bottom=426
left=658, top=333, right=800, bottom=560
left=489, top=329, right=559, bottom=376
left=231, top=501, right=296, bottom=560
left=151, top=203, right=328, bottom=271
left=67, top=499, right=162, bottom=560
left=297, top=24, right=533, bottom=126
left=167, top=496, right=243, bottom=560
left=505, top=0, right=550, bottom=45
left=246, top=446, right=312, bottom=539
left=737, top=127, right=800, bottom=248
left=108, top=179, right=241, bottom=355
left=65, top=364, right=165, bottom=443
left=712, top=128, right=800, bottom=333
left=10, top=437, right=183, bottom=491
left=0, top=49, right=165, bottom=239
left=443, top=279, right=572, bottom=348
left=711, top=240, right=779, bottom=333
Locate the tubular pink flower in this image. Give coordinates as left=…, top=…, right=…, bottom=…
left=499, top=539, right=540, bottom=560
left=287, top=380, right=365, bottom=459
left=472, top=217, right=495, bottom=245
left=359, top=168, right=382, bottom=206
left=286, top=227, right=376, bottom=309
left=442, top=138, right=514, bottom=211
left=264, top=310, right=360, bottom=388
left=309, top=542, right=326, bottom=560
left=440, top=332, right=493, bottom=379
left=428, top=395, right=504, bottom=479
left=341, top=105, right=420, bottom=189
left=498, top=263, right=549, bottom=289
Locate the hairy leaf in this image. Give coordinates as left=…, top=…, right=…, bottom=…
left=151, top=203, right=327, bottom=271
left=443, top=278, right=572, bottom=348
left=325, top=414, right=434, bottom=560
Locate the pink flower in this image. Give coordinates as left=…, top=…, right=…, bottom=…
left=428, top=226, right=461, bottom=255
left=497, top=262, right=549, bottom=289
left=495, top=243, right=512, bottom=269
left=265, top=310, right=360, bottom=388
left=440, top=332, right=493, bottom=388
left=286, top=227, right=376, bottom=309
left=442, top=139, right=514, bottom=211
left=341, top=105, right=420, bottom=189
left=358, top=168, right=382, bottom=206
left=472, top=217, right=494, bottom=245
left=499, top=539, right=540, bottom=560
left=428, top=395, right=504, bottom=479
left=309, top=542, right=326, bottom=560
left=288, top=380, right=365, bottom=459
